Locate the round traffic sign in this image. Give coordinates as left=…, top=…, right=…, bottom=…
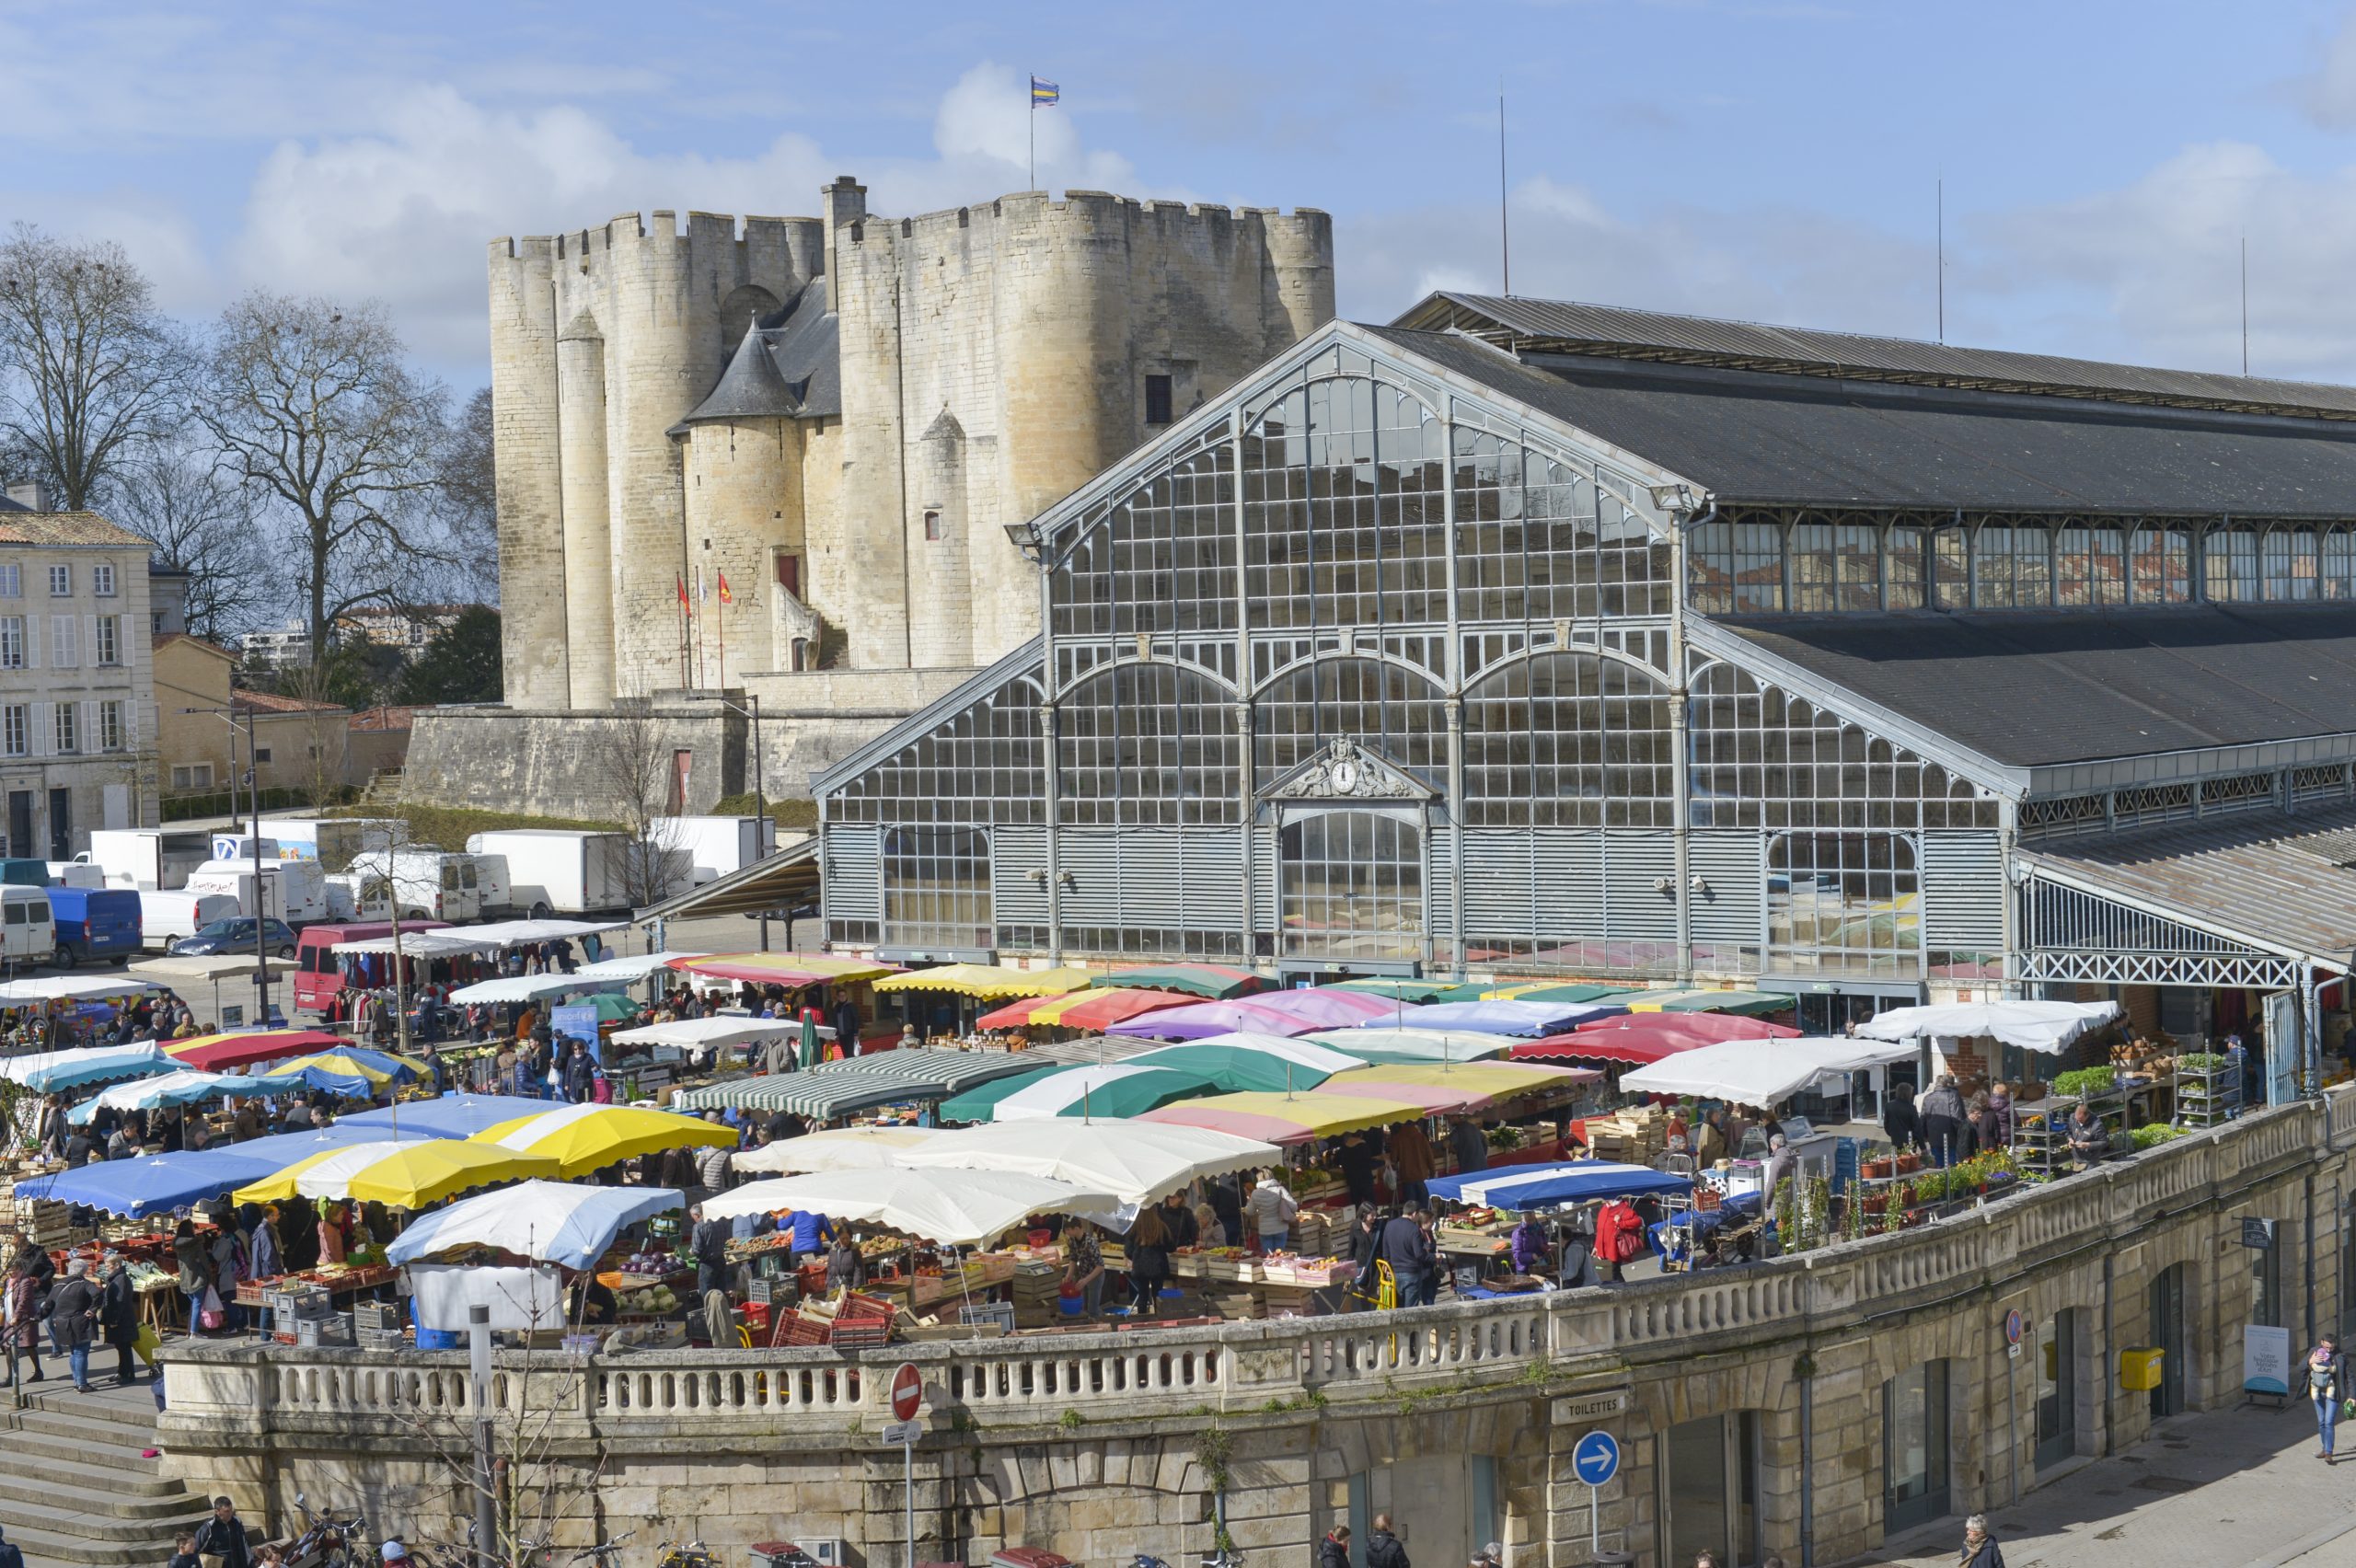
left=1571, top=1430, right=1621, bottom=1487
left=2004, top=1309, right=2025, bottom=1347
left=890, top=1361, right=923, bottom=1423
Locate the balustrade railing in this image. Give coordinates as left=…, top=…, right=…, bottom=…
left=161, top=1090, right=2354, bottom=1438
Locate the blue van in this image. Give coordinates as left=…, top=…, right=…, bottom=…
left=47, top=886, right=142, bottom=965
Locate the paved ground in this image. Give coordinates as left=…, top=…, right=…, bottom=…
left=1854, top=1399, right=2356, bottom=1567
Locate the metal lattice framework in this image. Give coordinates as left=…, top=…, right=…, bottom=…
left=2015, top=871, right=2304, bottom=988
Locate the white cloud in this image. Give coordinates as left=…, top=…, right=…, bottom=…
left=226, top=63, right=1162, bottom=375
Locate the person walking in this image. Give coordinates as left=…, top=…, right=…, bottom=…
left=1917, top=1076, right=1968, bottom=1168
left=1365, top=1515, right=1408, bottom=1568
left=193, top=1495, right=254, bottom=1568
left=2309, top=1333, right=2349, bottom=1461
left=1958, top=1513, right=2005, bottom=1568
left=173, top=1217, right=212, bottom=1335
left=1882, top=1081, right=1919, bottom=1151
left=98, top=1252, right=141, bottom=1386
left=2, top=1255, right=43, bottom=1388
left=1375, top=1205, right=1438, bottom=1307
left=47, top=1258, right=99, bottom=1393
left=1319, top=1526, right=1352, bottom=1568
left=561, top=1041, right=595, bottom=1104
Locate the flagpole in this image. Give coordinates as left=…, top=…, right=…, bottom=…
left=717, top=582, right=727, bottom=689
left=1028, top=78, right=1035, bottom=190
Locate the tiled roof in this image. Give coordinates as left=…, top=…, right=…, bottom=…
left=232, top=688, right=344, bottom=715
left=0, top=512, right=154, bottom=549
left=154, top=632, right=235, bottom=662
left=348, top=706, right=418, bottom=732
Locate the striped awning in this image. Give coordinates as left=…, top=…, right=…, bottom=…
left=667, top=1047, right=1035, bottom=1118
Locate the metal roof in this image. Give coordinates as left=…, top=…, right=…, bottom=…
left=635, top=837, right=818, bottom=922
left=1396, top=292, right=2356, bottom=422
left=1368, top=327, right=2356, bottom=519
left=1715, top=605, right=2356, bottom=768
left=2020, top=802, right=2356, bottom=968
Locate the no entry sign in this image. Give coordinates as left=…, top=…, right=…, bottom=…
left=890, top=1361, right=923, bottom=1423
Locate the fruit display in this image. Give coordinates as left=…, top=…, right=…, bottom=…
left=618, top=1284, right=679, bottom=1315
left=619, top=1249, right=683, bottom=1275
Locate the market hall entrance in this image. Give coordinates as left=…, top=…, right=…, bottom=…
left=1276, top=806, right=1425, bottom=967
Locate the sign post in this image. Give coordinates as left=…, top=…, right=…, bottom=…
left=890, top=1363, right=923, bottom=1568
left=1569, top=1431, right=1621, bottom=1558
left=2003, top=1309, right=2026, bottom=1504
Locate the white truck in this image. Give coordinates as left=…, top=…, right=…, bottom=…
left=262, top=815, right=403, bottom=871
left=138, top=889, right=244, bottom=950
left=184, top=855, right=329, bottom=924
left=463, top=829, right=646, bottom=917
left=76, top=828, right=214, bottom=892
left=653, top=815, right=779, bottom=885
left=341, top=847, right=483, bottom=922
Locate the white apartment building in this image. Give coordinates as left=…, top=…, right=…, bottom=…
left=0, top=498, right=160, bottom=857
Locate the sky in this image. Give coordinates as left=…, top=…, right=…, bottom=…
left=11, top=0, right=2356, bottom=389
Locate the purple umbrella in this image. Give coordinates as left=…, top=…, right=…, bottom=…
left=1380, top=999, right=1630, bottom=1037
left=1106, top=988, right=1395, bottom=1041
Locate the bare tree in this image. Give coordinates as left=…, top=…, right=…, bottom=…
left=594, top=705, right=689, bottom=908
left=201, top=292, right=452, bottom=653
left=109, top=441, right=271, bottom=641
left=435, top=386, right=500, bottom=604
left=0, top=224, right=189, bottom=509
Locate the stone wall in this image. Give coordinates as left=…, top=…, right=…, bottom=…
left=159, top=1092, right=2356, bottom=1567
left=402, top=668, right=977, bottom=818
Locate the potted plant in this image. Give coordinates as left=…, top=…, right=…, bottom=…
left=1862, top=1154, right=1896, bottom=1180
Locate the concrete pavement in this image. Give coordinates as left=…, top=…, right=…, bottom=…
left=1855, top=1400, right=2356, bottom=1568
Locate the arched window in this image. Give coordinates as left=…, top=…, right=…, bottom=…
left=1686, top=511, right=1784, bottom=614
left=2326, top=528, right=2356, bottom=601
left=1766, top=833, right=1920, bottom=979
left=1253, top=656, right=1446, bottom=789
left=1053, top=441, right=1237, bottom=640
left=1461, top=652, right=1673, bottom=828
left=2204, top=525, right=2260, bottom=601
left=2129, top=525, right=2192, bottom=604
left=1056, top=662, right=1239, bottom=826
left=2054, top=523, right=2127, bottom=606
left=1453, top=427, right=1670, bottom=622
left=2261, top=526, right=2319, bottom=601
left=1242, top=377, right=1447, bottom=631
left=1975, top=522, right=2052, bottom=608
left=830, top=675, right=1044, bottom=826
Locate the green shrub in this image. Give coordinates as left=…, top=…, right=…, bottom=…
left=2050, top=1066, right=2117, bottom=1099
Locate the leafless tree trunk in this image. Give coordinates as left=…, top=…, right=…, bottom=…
left=201, top=292, right=452, bottom=654
left=0, top=224, right=189, bottom=510
left=594, top=705, right=688, bottom=908
left=109, top=440, right=271, bottom=641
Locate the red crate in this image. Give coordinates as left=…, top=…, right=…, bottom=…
left=830, top=1318, right=892, bottom=1350
left=777, top=1315, right=831, bottom=1348
left=839, top=1290, right=895, bottom=1321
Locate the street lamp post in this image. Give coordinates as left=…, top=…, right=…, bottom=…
left=185, top=704, right=272, bottom=1023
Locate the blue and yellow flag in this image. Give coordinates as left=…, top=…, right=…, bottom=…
left=1031, top=75, right=1059, bottom=107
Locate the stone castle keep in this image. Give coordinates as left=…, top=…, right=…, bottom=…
left=489, top=177, right=1335, bottom=707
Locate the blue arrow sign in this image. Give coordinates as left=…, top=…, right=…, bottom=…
left=1571, top=1430, right=1620, bottom=1487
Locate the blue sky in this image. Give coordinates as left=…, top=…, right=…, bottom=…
left=10, top=0, right=2356, bottom=386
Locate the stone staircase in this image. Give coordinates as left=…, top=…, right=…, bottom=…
left=0, top=1386, right=224, bottom=1568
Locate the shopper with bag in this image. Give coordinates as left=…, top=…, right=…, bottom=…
left=98, top=1253, right=141, bottom=1386
left=2, top=1254, right=43, bottom=1388
left=47, top=1259, right=98, bottom=1392
left=172, top=1218, right=213, bottom=1336
left=2309, top=1333, right=2350, bottom=1461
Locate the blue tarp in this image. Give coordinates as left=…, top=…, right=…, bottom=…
left=387, top=1180, right=685, bottom=1272
left=1426, top=1159, right=1691, bottom=1209
left=1383, top=1000, right=1629, bottom=1038
left=344, top=1094, right=556, bottom=1138
left=18, top=1125, right=402, bottom=1218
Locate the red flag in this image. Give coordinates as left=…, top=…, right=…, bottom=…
left=676, top=576, right=690, bottom=611
left=717, top=571, right=733, bottom=605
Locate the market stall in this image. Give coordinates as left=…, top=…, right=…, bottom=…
left=1382, top=998, right=1628, bottom=1036
left=232, top=1137, right=559, bottom=1207
left=0, top=1039, right=171, bottom=1092
left=975, top=986, right=1193, bottom=1034
left=468, top=1103, right=734, bottom=1177
left=1122, top=1034, right=1363, bottom=1091
left=732, top=1124, right=942, bottom=1174
left=1138, top=1090, right=1426, bottom=1144
left=1304, top=1028, right=1519, bottom=1065
left=126, top=955, right=295, bottom=1030
left=935, top=1062, right=1221, bottom=1123
left=667, top=1046, right=1035, bottom=1120
left=65, top=1068, right=264, bottom=1124
left=1100, top=963, right=1270, bottom=999
left=897, top=1119, right=1279, bottom=1206
left=164, top=1028, right=343, bottom=1072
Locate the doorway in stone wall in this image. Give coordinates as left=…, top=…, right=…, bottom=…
left=2149, top=1264, right=2189, bottom=1419
left=1360, top=1457, right=1497, bottom=1568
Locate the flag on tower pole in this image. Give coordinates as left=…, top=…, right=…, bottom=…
left=676, top=576, right=690, bottom=685
left=716, top=572, right=731, bottom=689
left=1029, top=75, right=1058, bottom=190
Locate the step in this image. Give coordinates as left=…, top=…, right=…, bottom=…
left=16, top=1389, right=162, bottom=1435
left=0, top=1425, right=162, bottom=1479
left=0, top=1469, right=199, bottom=1520
left=16, top=1406, right=159, bottom=1447
left=0, top=1447, right=179, bottom=1497
left=0, top=1493, right=213, bottom=1546
left=2, top=1517, right=201, bottom=1568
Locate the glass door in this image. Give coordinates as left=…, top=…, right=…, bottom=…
left=1662, top=1412, right=1760, bottom=1566
left=2149, top=1265, right=2187, bottom=1419
left=1884, top=1361, right=1950, bottom=1532
left=1277, top=807, right=1424, bottom=963
left=2036, top=1310, right=2078, bottom=1470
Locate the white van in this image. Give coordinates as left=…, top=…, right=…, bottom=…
left=184, top=858, right=328, bottom=924
left=138, top=890, right=243, bottom=951
left=0, top=885, right=55, bottom=965
left=342, top=848, right=481, bottom=922
left=324, top=871, right=392, bottom=923
left=469, top=853, right=513, bottom=919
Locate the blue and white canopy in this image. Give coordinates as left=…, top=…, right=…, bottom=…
left=0, top=1041, right=172, bottom=1093
left=387, top=1180, right=685, bottom=1271
left=18, top=1125, right=400, bottom=1218
left=1426, top=1160, right=1691, bottom=1210
left=66, top=1068, right=265, bottom=1124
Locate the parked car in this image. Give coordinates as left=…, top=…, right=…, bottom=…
left=169, top=916, right=299, bottom=958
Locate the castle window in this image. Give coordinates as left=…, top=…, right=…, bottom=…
left=1145, top=374, right=1173, bottom=426
left=924, top=511, right=942, bottom=541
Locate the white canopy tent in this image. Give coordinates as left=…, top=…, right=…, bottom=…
left=1618, top=1036, right=1917, bottom=1108
left=0, top=975, right=162, bottom=1003
left=448, top=974, right=627, bottom=1006
left=897, top=1119, right=1280, bottom=1205
left=1303, top=1028, right=1519, bottom=1064
left=610, top=1016, right=800, bottom=1051
left=458, top=918, right=627, bottom=947
left=570, top=951, right=705, bottom=983
left=732, top=1124, right=941, bottom=1175
left=1854, top=1000, right=2121, bottom=1054
left=698, top=1168, right=1115, bottom=1246
left=126, top=956, right=294, bottom=1030
left=332, top=930, right=502, bottom=957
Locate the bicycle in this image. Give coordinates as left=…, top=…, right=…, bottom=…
left=289, top=1493, right=371, bottom=1568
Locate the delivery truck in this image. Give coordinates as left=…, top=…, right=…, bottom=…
left=653, top=815, right=778, bottom=885
left=184, top=855, right=329, bottom=925
left=46, top=886, right=143, bottom=965
left=339, top=847, right=482, bottom=922
left=75, top=829, right=215, bottom=891
left=462, top=829, right=644, bottom=917
left=261, top=816, right=402, bottom=871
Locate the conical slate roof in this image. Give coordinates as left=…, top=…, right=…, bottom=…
left=683, top=314, right=802, bottom=424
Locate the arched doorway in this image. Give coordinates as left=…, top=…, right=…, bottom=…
left=1276, top=805, right=1425, bottom=966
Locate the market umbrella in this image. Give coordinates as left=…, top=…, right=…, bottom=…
left=1327, top=978, right=1462, bottom=1004
left=1478, top=983, right=1639, bottom=1005
left=1236, top=988, right=1403, bottom=1030
left=1123, top=1034, right=1363, bottom=1093
left=1426, top=1159, right=1692, bottom=1208
left=67, top=1068, right=265, bottom=1124
left=235, top=1137, right=560, bottom=1207
left=1303, top=1028, right=1519, bottom=1066
left=936, top=1062, right=1220, bottom=1124
left=1852, top=999, right=2122, bottom=1053
left=977, top=986, right=1192, bottom=1034
left=699, top=1168, right=1116, bottom=1246
left=342, top=1093, right=560, bottom=1138
left=899, top=1119, right=1281, bottom=1205
left=667, top=952, right=900, bottom=987
left=248, top=1048, right=422, bottom=1099
left=1572, top=1013, right=1802, bottom=1044
left=732, top=1124, right=941, bottom=1175
left=1616, top=1036, right=1915, bottom=1106
left=1103, top=963, right=1270, bottom=999
left=387, top=1180, right=687, bottom=1272
left=1623, top=988, right=1799, bottom=1017
left=872, top=963, right=1094, bottom=1000
left=469, top=1103, right=735, bottom=1178
left=1318, top=1061, right=1593, bottom=1113
left=230, top=1136, right=445, bottom=1204
left=0, top=1041, right=171, bottom=1093
left=1384, top=999, right=1626, bottom=1037
left=164, top=1028, right=343, bottom=1072
left=609, top=1016, right=799, bottom=1053
left=23, top=1126, right=391, bottom=1218
left=1513, top=1032, right=1708, bottom=1067
left=579, top=992, right=641, bottom=1023
left=799, top=1009, right=821, bottom=1070
left=1138, top=1091, right=1428, bottom=1145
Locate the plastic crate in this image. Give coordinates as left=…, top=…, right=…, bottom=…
left=958, top=1301, right=1016, bottom=1332
left=296, top=1311, right=356, bottom=1348
left=356, top=1326, right=406, bottom=1352
left=352, top=1301, right=402, bottom=1332
left=839, top=1290, right=895, bottom=1321
left=828, top=1317, right=892, bottom=1351
left=777, top=1315, right=831, bottom=1348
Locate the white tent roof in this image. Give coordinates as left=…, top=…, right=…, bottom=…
left=332, top=931, right=502, bottom=957
left=1853, top=1000, right=2121, bottom=1053
left=458, top=918, right=626, bottom=946
left=387, top=1180, right=685, bottom=1271
left=732, top=1124, right=942, bottom=1175
left=897, top=1119, right=1280, bottom=1205
left=448, top=974, right=625, bottom=1005
left=571, top=951, right=705, bottom=983
left=698, top=1167, right=1114, bottom=1246
left=1617, top=1037, right=1916, bottom=1106
left=610, top=1015, right=799, bottom=1049
left=1305, top=1028, right=1519, bottom=1063
left=1131, top=1032, right=1365, bottom=1074
left=126, top=955, right=294, bottom=984
left=0, top=975, right=162, bottom=1003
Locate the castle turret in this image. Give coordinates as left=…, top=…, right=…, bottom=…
left=486, top=235, right=569, bottom=707
left=681, top=317, right=805, bottom=682
left=555, top=308, right=615, bottom=707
